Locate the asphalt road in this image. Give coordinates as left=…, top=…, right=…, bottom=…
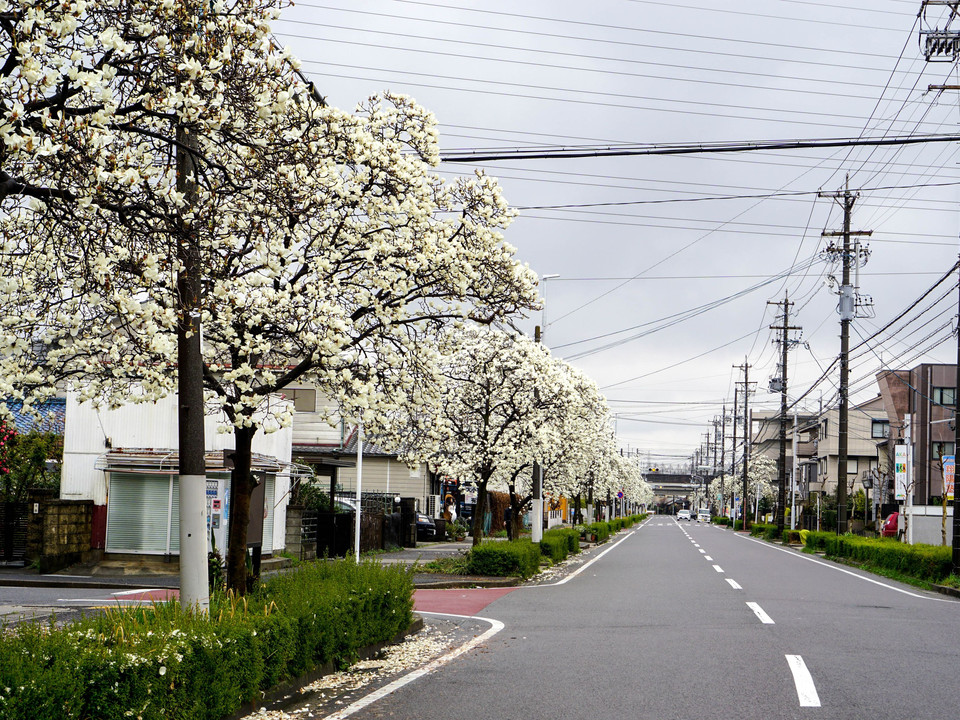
left=338, top=519, right=960, bottom=720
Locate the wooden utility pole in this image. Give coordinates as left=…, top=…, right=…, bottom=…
left=769, top=293, right=801, bottom=537
left=731, top=388, right=738, bottom=519
left=820, top=178, right=871, bottom=535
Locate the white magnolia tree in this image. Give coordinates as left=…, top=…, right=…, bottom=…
left=407, top=327, right=575, bottom=545
left=1, top=0, right=539, bottom=590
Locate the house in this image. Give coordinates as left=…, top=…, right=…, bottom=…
left=285, top=386, right=440, bottom=515
left=794, top=396, right=888, bottom=520
left=750, top=409, right=818, bottom=493
left=60, top=391, right=305, bottom=557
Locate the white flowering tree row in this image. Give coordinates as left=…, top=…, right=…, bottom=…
left=398, top=327, right=650, bottom=544
left=1, top=0, right=539, bottom=591
left=711, top=454, right=777, bottom=522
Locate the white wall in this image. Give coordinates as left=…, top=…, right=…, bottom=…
left=62, top=392, right=293, bottom=507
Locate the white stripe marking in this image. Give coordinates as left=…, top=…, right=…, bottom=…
left=725, top=578, right=742, bottom=590
left=693, top=544, right=700, bottom=548
left=527, top=529, right=638, bottom=588
left=746, top=601, right=775, bottom=624
left=325, top=613, right=504, bottom=720
left=786, top=655, right=821, bottom=707
left=698, top=549, right=705, bottom=554
left=736, top=534, right=957, bottom=603
left=712, top=564, right=723, bottom=573
left=704, top=556, right=713, bottom=561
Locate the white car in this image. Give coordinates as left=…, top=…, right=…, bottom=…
left=697, top=510, right=711, bottom=523
left=676, top=509, right=692, bottom=521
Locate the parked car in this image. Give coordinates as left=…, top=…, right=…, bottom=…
left=416, top=513, right=437, bottom=540
left=676, top=509, right=692, bottom=521
left=697, top=510, right=711, bottom=523
left=880, top=512, right=899, bottom=538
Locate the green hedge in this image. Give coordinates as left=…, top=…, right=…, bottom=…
left=0, top=561, right=413, bottom=720
left=468, top=539, right=543, bottom=578
left=815, top=535, right=953, bottom=582
left=540, top=527, right=580, bottom=562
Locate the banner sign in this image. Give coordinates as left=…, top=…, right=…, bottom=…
left=894, top=444, right=908, bottom=500
left=944, top=455, right=955, bottom=502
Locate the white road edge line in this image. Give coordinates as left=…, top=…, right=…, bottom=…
left=725, top=578, right=742, bottom=590
left=324, top=612, right=505, bottom=720
left=737, top=535, right=957, bottom=603
left=786, top=655, right=821, bottom=707
left=704, top=556, right=713, bottom=561
left=526, top=528, right=640, bottom=588
left=712, top=564, right=723, bottom=573
left=746, top=601, right=775, bottom=624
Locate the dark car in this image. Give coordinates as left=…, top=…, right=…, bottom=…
left=416, top=513, right=437, bottom=541
left=880, top=512, right=899, bottom=538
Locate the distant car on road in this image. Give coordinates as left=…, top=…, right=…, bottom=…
left=697, top=510, right=711, bottom=523
left=880, top=512, right=899, bottom=538
left=676, top=509, right=692, bottom=521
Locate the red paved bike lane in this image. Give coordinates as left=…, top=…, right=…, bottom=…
left=413, top=587, right=516, bottom=616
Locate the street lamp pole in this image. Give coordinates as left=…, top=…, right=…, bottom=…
left=532, top=274, right=558, bottom=543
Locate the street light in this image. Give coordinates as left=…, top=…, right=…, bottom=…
left=531, top=273, right=558, bottom=544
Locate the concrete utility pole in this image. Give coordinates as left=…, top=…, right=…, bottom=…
left=919, top=5, right=960, bottom=570
left=719, top=404, right=727, bottom=515
left=769, top=293, right=801, bottom=536
left=176, top=126, right=209, bottom=611
left=731, top=389, right=738, bottom=519
left=735, top=361, right=753, bottom=528
left=532, top=324, right=543, bottom=543
left=820, top=177, right=872, bottom=535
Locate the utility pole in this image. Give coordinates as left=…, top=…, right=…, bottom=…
left=918, top=0, right=960, bottom=575
left=731, top=389, right=738, bottom=520
left=176, top=126, right=209, bottom=611
left=820, top=177, right=872, bottom=535
left=719, top=404, right=727, bottom=516
left=769, top=292, right=802, bottom=537
left=735, top=360, right=754, bottom=529
left=532, top=325, right=544, bottom=542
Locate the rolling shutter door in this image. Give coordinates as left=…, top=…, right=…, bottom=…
left=105, top=473, right=172, bottom=554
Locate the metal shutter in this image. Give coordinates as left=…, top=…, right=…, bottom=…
left=105, top=473, right=172, bottom=554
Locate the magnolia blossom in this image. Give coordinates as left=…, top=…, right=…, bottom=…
left=0, top=0, right=539, bottom=589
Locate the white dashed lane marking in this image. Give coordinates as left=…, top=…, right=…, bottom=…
left=786, top=655, right=821, bottom=707
left=725, top=578, right=742, bottom=590
left=746, top=601, right=775, bottom=624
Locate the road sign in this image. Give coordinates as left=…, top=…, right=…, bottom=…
left=894, top=444, right=908, bottom=500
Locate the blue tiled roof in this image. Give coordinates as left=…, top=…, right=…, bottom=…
left=2, top=398, right=66, bottom=434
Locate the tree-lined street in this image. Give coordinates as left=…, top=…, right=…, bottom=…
left=322, top=522, right=960, bottom=720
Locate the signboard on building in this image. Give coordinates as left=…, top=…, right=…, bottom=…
left=894, top=444, right=908, bottom=500
left=944, top=455, right=955, bottom=501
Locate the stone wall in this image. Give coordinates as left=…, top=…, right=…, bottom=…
left=284, top=505, right=317, bottom=561
left=26, top=491, right=95, bottom=573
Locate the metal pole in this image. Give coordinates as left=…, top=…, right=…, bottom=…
left=532, top=325, right=544, bottom=543
left=742, top=362, right=750, bottom=530
left=355, top=423, right=363, bottom=563
left=953, top=257, right=960, bottom=571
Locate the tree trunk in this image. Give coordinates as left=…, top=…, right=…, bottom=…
left=226, top=424, right=256, bottom=594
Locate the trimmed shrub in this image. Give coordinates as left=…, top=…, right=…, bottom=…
left=802, top=530, right=833, bottom=552
left=0, top=560, right=413, bottom=720
left=541, top=527, right=580, bottom=562
left=467, top=539, right=542, bottom=578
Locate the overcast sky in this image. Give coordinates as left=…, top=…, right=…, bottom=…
left=274, top=0, right=960, bottom=469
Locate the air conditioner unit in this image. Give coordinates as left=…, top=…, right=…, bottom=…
left=427, top=494, right=441, bottom=518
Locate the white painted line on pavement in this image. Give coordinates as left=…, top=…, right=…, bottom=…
left=726, top=578, right=742, bottom=590
left=704, top=556, right=713, bottom=561
left=326, top=612, right=504, bottom=720
left=746, top=601, right=775, bottom=624
left=698, top=549, right=705, bottom=554
left=737, top=534, right=957, bottom=603
left=786, top=655, right=821, bottom=707
left=712, top=564, right=723, bottom=573
left=528, top=529, right=638, bottom=587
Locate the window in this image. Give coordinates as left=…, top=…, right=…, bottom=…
left=871, top=420, right=890, bottom=439
left=933, top=387, right=956, bottom=407
left=932, top=441, right=955, bottom=461
left=847, top=458, right=858, bottom=475
left=289, top=388, right=316, bottom=413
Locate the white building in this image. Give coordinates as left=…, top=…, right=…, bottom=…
left=61, top=391, right=302, bottom=556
